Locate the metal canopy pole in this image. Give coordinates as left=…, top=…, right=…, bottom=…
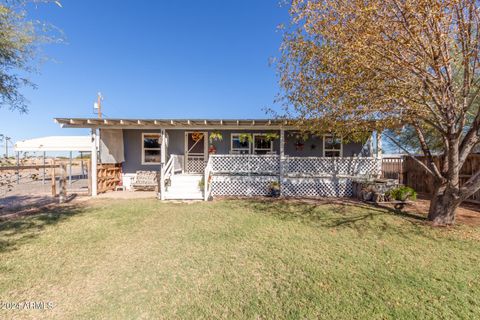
left=80, top=152, right=84, bottom=178
left=16, top=151, right=20, bottom=184
left=43, top=151, right=46, bottom=184
left=69, top=151, right=72, bottom=185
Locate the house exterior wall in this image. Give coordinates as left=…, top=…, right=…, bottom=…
left=121, top=129, right=368, bottom=174
left=122, top=129, right=163, bottom=174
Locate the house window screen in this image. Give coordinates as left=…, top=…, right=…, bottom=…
left=253, top=134, right=273, bottom=155
left=142, top=133, right=161, bottom=164
left=231, top=134, right=250, bottom=154
left=323, top=135, right=342, bottom=157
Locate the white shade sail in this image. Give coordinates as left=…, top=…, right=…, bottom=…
left=14, top=136, right=92, bottom=152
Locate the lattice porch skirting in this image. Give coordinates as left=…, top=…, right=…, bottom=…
left=211, top=176, right=279, bottom=196
left=211, top=175, right=354, bottom=197
left=282, top=177, right=353, bottom=197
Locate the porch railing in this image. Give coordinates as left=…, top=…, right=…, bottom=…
left=211, top=154, right=280, bottom=175
left=159, top=154, right=178, bottom=200
left=283, top=157, right=379, bottom=177
left=204, top=156, right=213, bottom=201
left=210, top=155, right=379, bottom=177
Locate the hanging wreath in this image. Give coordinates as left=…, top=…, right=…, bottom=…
left=191, top=132, right=204, bottom=142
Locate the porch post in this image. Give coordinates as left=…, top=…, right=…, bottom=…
left=91, top=128, right=98, bottom=197
left=279, top=128, right=285, bottom=197
left=376, top=130, right=383, bottom=178
left=161, top=129, right=166, bottom=164
left=160, top=129, right=166, bottom=200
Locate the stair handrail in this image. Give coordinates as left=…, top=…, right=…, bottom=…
left=160, top=155, right=176, bottom=200
left=204, top=156, right=213, bottom=201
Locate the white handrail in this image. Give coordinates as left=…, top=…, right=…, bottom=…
left=160, top=155, right=176, bottom=200
left=204, top=156, right=213, bottom=201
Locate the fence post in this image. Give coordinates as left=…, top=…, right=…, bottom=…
left=59, top=163, right=67, bottom=203
left=51, top=160, right=56, bottom=197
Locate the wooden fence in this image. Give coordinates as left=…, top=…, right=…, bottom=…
left=392, top=155, right=480, bottom=204
left=381, top=158, right=404, bottom=183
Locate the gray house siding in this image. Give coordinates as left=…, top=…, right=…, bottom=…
left=121, top=129, right=368, bottom=173
left=122, top=129, right=163, bottom=174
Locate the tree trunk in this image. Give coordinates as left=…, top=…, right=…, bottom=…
left=428, top=184, right=460, bottom=225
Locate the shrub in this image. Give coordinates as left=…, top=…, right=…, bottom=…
left=388, top=186, right=417, bottom=201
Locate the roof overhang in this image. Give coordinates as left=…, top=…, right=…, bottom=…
left=54, top=118, right=295, bottom=130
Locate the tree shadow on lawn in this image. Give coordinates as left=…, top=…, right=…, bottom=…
left=239, top=197, right=430, bottom=238
left=0, top=201, right=86, bottom=253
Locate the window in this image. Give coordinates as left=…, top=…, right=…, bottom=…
left=231, top=134, right=250, bottom=154
left=323, top=135, right=342, bottom=157
left=142, top=133, right=161, bottom=164
left=253, top=134, right=273, bottom=155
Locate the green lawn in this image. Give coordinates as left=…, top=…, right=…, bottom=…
left=0, top=199, right=479, bottom=319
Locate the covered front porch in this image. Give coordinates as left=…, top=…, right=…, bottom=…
left=54, top=118, right=382, bottom=199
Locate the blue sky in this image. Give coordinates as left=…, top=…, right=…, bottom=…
left=0, top=0, right=288, bottom=144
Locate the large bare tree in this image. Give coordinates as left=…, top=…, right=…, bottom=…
left=278, top=0, right=480, bottom=225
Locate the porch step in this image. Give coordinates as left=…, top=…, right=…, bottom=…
left=163, top=174, right=204, bottom=200
left=164, top=192, right=204, bottom=200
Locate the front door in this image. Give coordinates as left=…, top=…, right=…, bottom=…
left=185, top=132, right=207, bottom=173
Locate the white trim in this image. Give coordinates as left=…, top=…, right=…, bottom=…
left=230, top=133, right=251, bottom=154
left=141, top=132, right=162, bottom=165
left=253, top=133, right=274, bottom=154
left=91, top=129, right=98, bottom=197
left=323, top=134, right=343, bottom=157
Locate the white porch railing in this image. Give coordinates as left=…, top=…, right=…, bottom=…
left=204, top=156, right=213, bottom=201
left=210, top=155, right=379, bottom=177
left=159, top=154, right=178, bottom=200
left=211, top=154, right=279, bottom=174
left=283, top=157, right=379, bottom=177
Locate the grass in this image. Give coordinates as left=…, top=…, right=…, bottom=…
left=0, top=199, right=479, bottom=319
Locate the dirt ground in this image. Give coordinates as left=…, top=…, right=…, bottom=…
left=403, top=196, right=480, bottom=226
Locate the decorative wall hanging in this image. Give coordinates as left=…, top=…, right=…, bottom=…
left=191, top=132, right=204, bottom=142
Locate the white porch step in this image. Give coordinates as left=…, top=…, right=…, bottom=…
left=164, top=192, right=203, bottom=200
left=163, top=174, right=204, bottom=200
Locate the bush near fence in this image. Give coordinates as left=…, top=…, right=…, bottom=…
left=382, top=155, right=480, bottom=204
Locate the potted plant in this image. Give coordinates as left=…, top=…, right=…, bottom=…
left=264, top=133, right=279, bottom=141
left=209, top=131, right=223, bottom=143
left=239, top=133, right=253, bottom=144
left=208, top=145, right=217, bottom=154
left=269, top=181, right=281, bottom=197
left=295, top=140, right=305, bottom=151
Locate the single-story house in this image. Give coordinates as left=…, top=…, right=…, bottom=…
left=55, top=118, right=382, bottom=200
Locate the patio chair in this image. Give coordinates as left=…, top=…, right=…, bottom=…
left=131, top=171, right=159, bottom=191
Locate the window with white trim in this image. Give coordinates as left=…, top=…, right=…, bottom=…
left=230, top=134, right=251, bottom=154
left=253, top=134, right=273, bottom=155
left=323, top=135, right=342, bottom=157
left=142, top=133, right=161, bottom=164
